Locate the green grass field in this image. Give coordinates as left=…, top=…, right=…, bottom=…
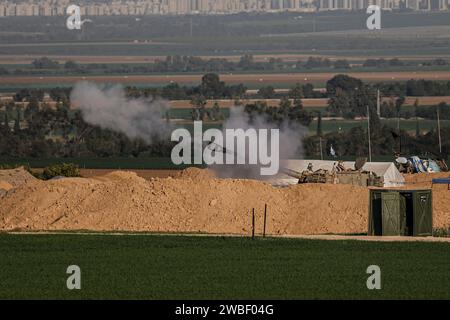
left=309, top=118, right=449, bottom=134
left=170, top=107, right=448, bottom=135
left=0, top=155, right=408, bottom=169
left=172, top=112, right=446, bottom=135
left=0, top=156, right=201, bottom=170
left=0, top=234, right=448, bottom=299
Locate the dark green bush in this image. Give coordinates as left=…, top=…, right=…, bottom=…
left=40, top=163, right=81, bottom=180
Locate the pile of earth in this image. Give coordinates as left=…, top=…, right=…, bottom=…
left=174, top=167, right=216, bottom=180
left=0, top=167, right=37, bottom=188
left=0, top=181, right=13, bottom=197
left=0, top=167, right=37, bottom=197
left=403, top=172, right=450, bottom=188
left=0, top=167, right=448, bottom=235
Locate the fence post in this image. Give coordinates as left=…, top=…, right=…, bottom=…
left=252, top=208, right=255, bottom=240
left=263, top=204, right=267, bottom=237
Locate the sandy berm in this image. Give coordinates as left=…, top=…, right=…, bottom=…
left=0, top=167, right=449, bottom=235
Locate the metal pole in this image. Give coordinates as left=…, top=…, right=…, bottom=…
left=251, top=208, right=255, bottom=240
left=319, top=137, right=323, bottom=160
left=367, top=105, right=372, bottom=162
left=263, top=204, right=267, bottom=238
left=376, top=89, right=380, bottom=118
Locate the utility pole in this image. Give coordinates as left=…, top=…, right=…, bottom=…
left=367, top=105, right=372, bottom=162
left=319, top=137, right=323, bottom=160
left=437, top=105, right=442, bottom=154
left=376, top=89, right=380, bottom=118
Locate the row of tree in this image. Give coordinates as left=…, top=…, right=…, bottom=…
left=0, top=55, right=341, bottom=76
left=0, top=103, right=174, bottom=159
left=325, top=75, right=450, bottom=119
left=1, top=73, right=448, bottom=161
left=305, top=118, right=449, bottom=159
left=2, top=55, right=447, bottom=76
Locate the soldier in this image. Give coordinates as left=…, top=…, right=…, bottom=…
left=336, top=160, right=345, bottom=172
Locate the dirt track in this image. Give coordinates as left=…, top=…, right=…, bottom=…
left=3, top=231, right=449, bottom=242
left=2, top=71, right=450, bottom=85
left=402, top=96, right=450, bottom=106
left=279, top=234, right=450, bottom=242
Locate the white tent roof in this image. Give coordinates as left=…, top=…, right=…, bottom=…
left=275, top=160, right=405, bottom=187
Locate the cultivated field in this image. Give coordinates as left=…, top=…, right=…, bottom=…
left=4, top=53, right=450, bottom=65
left=2, top=71, right=450, bottom=85
left=0, top=234, right=448, bottom=299
left=7, top=96, right=450, bottom=110
left=307, top=119, right=450, bottom=135
left=169, top=96, right=450, bottom=109
left=1, top=10, right=450, bottom=303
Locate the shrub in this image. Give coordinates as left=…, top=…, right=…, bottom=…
left=40, top=163, right=81, bottom=180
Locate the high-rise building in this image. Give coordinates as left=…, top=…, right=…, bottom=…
left=0, top=0, right=447, bottom=16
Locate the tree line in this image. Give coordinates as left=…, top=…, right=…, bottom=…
left=1, top=55, right=448, bottom=76
left=1, top=73, right=449, bottom=161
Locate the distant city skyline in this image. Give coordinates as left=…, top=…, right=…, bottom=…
left=0, top=0, right=448, bottom=17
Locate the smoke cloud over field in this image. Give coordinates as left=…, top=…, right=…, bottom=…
left=224, top=106, right=306, bottom=159
left=70, top=82, right=171, bottom=144
left=209, top=106, right=307, bottom=179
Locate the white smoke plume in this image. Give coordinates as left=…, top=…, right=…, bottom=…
left=210, top=105, right=308, bottom=179
left=70, top=82, right=172, bottom=143
left=224, top=106, right=306, bottom=159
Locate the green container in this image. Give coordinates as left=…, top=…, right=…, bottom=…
left=368, top=189, right=433, bottom=236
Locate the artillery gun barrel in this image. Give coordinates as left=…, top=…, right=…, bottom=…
left=280, top=167, right=304, bottom=180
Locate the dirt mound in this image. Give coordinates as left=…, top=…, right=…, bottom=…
left=0, top=167, right=37, bottom=188
left=0, top=180, right=13, bottom=197
left=0, top=180, right=13, bottom=191
left=403, top=172, right=450, bottom=188
left=0, top=168, right=448, bottom=235
left=92, top=170, right=148, bottom=183
left=175, top=167, right=216, bottom=180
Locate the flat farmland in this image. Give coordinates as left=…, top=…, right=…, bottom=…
left=309, top=118, right=450, bottom=134
left=0, top=157, right=191, bottom=170
left=169, top=96, right=450, bottom=109
left=2, top=71, right=450, bottom=86
left=4, top=53, right=450, bottom=65
left=0, top=234, right=449, bottom=299
left=402, top=96, right=450, bottom=106
left=170, top=98, right=329, bottom=108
